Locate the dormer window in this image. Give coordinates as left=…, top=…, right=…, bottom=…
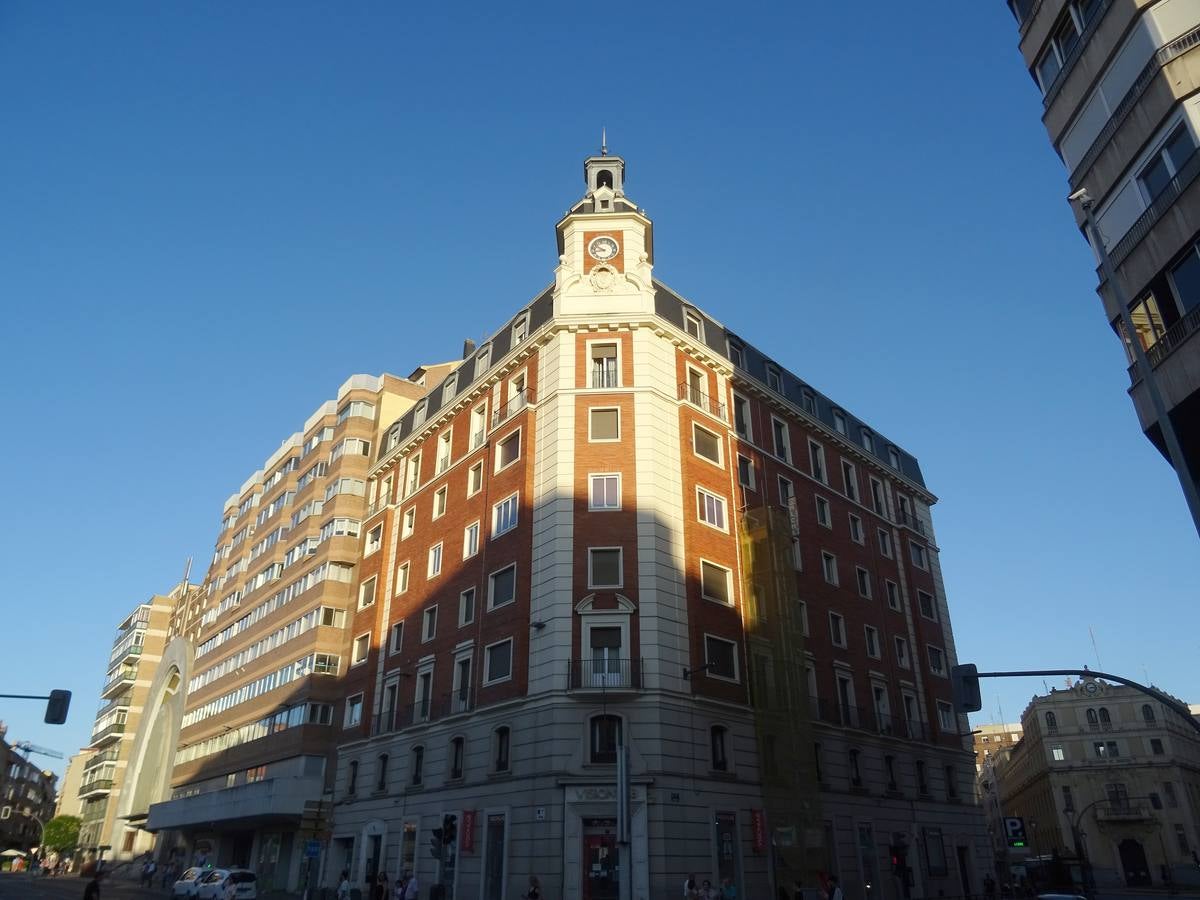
left=684, top=310, right=704, bottom=341
left=476, top=345, right=491, bottom=373
left=511, top=315, right=528, bottom=344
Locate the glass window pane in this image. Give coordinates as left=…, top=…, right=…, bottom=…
left=1171, top=249, right=1200, bottom=311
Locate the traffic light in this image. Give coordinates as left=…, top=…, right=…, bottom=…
left=44, top=690, right=71, bottom=725
left=951, top=664, right=982, bottom=714
left=443, top=814, right=457, bottom=845
left=889, top=842, right=909, bottom=876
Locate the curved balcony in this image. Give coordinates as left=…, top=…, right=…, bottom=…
left=567, top=659, right=642, bottom=695
left=100, top=668, right=137, bottom=699
left=90, top=722, right=126, bottom=748
left=78, top=779, right=113, bottom=799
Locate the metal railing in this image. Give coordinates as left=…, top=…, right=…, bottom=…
left=83, top=750, right=119, bottom=771
left=1095, top=802, right=1151, bottom=820
left=372, top=688, right=476, bottom=736
left=491, top=387, right=536, bottom=428
left=1042, top=0, right=1111, bottom=109
left=100, top=668, right=137, bottom=697
left=591, top=369, right=619, bottom=389
left=568, top=658, right=642, bottom=691
left=678, top=383, right=727, bottom=419
left=809, top=696, right=933, bottom=741
left=89, top=722, right=126, bottom=745
left=470, top=428, right=485, bottom=450
left=893, top=507, right=928, bottom=537
left=1105, top=147, right=1200, bottom=270
left=436, top=454, right=451, bottom=474
left=78, top=779, right=113, bottom=798
left=1145, top=304, right=1200, bottom=370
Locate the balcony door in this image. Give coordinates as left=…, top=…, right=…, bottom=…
left=589, top=627, right=623, bottom=688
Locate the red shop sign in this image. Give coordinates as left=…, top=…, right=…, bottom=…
left=461, top=809, right=476, bottom=853
left=751, top=809, right=767, bottom=853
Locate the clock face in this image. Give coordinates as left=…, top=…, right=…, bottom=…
left=588, top=235, right=619, bottom=262
left=1084, top=681, right=1099, bottom=695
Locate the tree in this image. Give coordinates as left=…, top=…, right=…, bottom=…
left=41, top=815, right=80, bottom=852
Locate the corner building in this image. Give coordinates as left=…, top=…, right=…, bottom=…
left=332, top=153, right=988, bottom=900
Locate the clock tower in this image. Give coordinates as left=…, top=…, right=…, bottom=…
left=553, top=144, right=656, bottom=318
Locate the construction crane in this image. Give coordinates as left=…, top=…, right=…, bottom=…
left=12, top=741, right=63, bottom=760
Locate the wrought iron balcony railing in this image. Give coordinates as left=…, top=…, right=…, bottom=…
left=568, top=658, right=642, bottom=692
left=678, top=383, right=726, bottom=419
left=491, top=388, right=536, bottom=428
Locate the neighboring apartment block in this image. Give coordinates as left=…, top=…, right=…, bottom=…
left=1007, top=0, right=1200, bottom=521
left=78, top=584, right=198, bottom=862
left=0, top=724, right=58, bottom=854
left=994, top=681, right=1200, bottom=888
left=145, top=374, right=429, bottom=893
left=329, top=151, right=988, bottom=900
left=55, top=750, right=93, bottom=820
left=975, top=724, right=1025, bottom=772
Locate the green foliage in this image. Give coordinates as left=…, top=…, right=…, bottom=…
left=41, top=815, right=81, bottom=852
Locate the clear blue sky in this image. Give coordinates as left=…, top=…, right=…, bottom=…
left=1, top=2, right=1194, bottom=776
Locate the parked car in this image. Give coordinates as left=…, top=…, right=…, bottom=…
left=196, top=868, right=258, bottom=899
left=172, top=868, right=207, bottom=898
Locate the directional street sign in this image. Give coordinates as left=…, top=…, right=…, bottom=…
left=1005, top=817, right=1027, bottom=848
left=305, top=840, right=321, bottom=859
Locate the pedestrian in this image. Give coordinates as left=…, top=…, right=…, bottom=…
left=684, top=874, right=700, bottom=899
left=701, top=878, right=719, bottom=899
left=827, top=875, right=844, bottom=900
left=83, top=867, right=104, bottom=900
left=393, top=871, right=407, bottom=900
left=522, top=875, right=542, bottom=899
left=337, top=869, right=352, bottom=900
left=722, top=877, right=738, bottom=900
left=404, top=870, right=419, bottom=900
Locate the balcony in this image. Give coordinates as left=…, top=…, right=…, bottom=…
left=100, top=668, right=137, bottom=699
left=679, top=383, right=727, bottom=420
left=109, top=641, right=144, bottom=666
left=1106, top=147, right=1200, bottom=271
left=491, top=387, right=536, bottom=428
left=83, top=750, right=118, bottom=772
left=892, top=507, right=928, bottom=537
left=89, top=722, right=126, bottom=748
left=810, top=697, right=931, bottom=741
left=95, top=696, right=130, bottom=721
left=78, top=779, right=114, bottom=799
left=1095, top=802, right=1153, bottom=822
left=372, top=689, right=475, bottom=736
left=147, top=775, right=324, bottom=831
left=568, top=659, right=642, bottom=693
left=591, top=369, right=619, bottom=389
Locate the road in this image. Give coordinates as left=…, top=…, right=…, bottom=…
left=0, top=872, right=173, bottom=899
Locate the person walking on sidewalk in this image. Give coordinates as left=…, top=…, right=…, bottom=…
left=83, top=868, right=104, bottom=900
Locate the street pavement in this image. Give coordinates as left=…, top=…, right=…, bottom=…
left=0, top=872, right=172, bottom=899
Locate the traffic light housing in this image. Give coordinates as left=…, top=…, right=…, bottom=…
left=443, top=814, right=457, bottom=845
left=44, top=690, right=71, bottom=725
left=951, top=664, right=982, bottom=714
left=890, top=841, right=909, bottom=876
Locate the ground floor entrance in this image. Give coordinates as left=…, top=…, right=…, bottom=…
left=582, top=818, right=619, bottom=900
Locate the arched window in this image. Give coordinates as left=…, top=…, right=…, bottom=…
left=347, top=760, right=358, bottom=795
left=710, top=726, right=729, bottom=772
left=590, top=714, right=622, bottom=764
left=1045, top=711, right=1058, bottom=730
left=596, top=169, right=614, bottom=189
left=376, top=754, right=388, bottom=791
left=493, top=726, right=511, bottom=773
left=848, top=748, right=862, bottom=786
left=1099, top=707, right=1111, bottom=727
left=1143, top=704, right=1156, bottom=724
left=410, top=746, right=424, bottom=786
left=1086, top=708, right=1098, bottom=726
left=450, top=737, right=465, bottom=780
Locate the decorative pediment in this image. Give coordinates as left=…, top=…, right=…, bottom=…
left=575, top=593, right=636, bottom=614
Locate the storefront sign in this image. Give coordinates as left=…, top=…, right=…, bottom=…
left=751, top=809, right=767, bottom=853
left=461, top=809, right=476, bottom=853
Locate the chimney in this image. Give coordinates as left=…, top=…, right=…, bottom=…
left=462, top=338, right=476, bottom=359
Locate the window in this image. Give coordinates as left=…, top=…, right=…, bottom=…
left=937, top=701, right=954, bottom=731
left=821, top=551, right=838, bottom=585
left=338, top=401, right=375, bottom=423
left=467, top=461, right=483, bottom=496
left=493, top=726, right=511, bottom=772
left=847, top=748, right=862, bottom=786
left=375, top=754, right=389, bottom=791
left=1151, top=738, right=1165, bottom=755
left=733, top=395, right=752, bottom=440
left=808, top=440, right=825, bottom=482
left=693, top=423, right=722, bottom=465
left=1087, top=707, right=1099, bottom=726
left=917, top=591, right=937, bottom=620
left=927, top=646, right=945, bottom=676
left=801, top=389, right=815, bottom=414
left=869, top=477, right=885, bottom=514
left=1062, top=785, right=1075, bottom=811
left=1142, top=704, right=1156, bottom=724
left=864, top=626, right=880, bottom=659
left=859, top=429, right=874, bottom=453
left=1099, top=706, right=1112, bottom=728
left=1165, top=782, right=1178, bottom=807
left=1052, top=746, right=1066, bottom=761
left=345, top=694, right=363, bottom=728
left=1093, top=741, right=1110, bottom=758
left=945, top=765, right=958, bottom=800
left=589, top=408, right=620, bottom=442
left=489, top=563, right=516, bottom=609
left=778, top=476, right=793, bottom=505
left=493, top=493, right=519, bottom=536
left=365, top=524, right=383, bottom=555
left=910, top=542, right=928, bottom=570
left=401, top=507, right=415, bottom=540
left=829, top=612, right=846, bottom=648
left=832, top=409, right=847, bottom=434
left=1046, top=711, right=1058, bottom=730
left=798, top=600, right=809, bottom=635
left=427, top=542, right=443, bottom=578
left=459, top=588, right=476, bottom=627
left=772, top=418, right=791, bottom=462
left=1150, top=792, right=1163, bottom=809
left=359, top=576, right=377, bottom=609
left=849, top=514, right=863, bottom=543
left=588, top=548, right=623, bottom=589
left=895, top=637, right=910, bottom=669
left=496, top=430, right=521, bottom=470
left=432, top=486, right=447, bottom=519
left=1176, top=825, right=1190, bottom=854
left=704, top=635, right=738, bottom=680
left=590, top=715, right=622, bottom=764
left=485, top=639, right=513, bottom=684
left=421, top=606, right=437, bottom=642
left=885, top=580, right=900, bottom=611
left=511, top=314, right=528, bottom=344
left=590, top=342, right=619, bottom=388
left=347, top=760, right=358, bottom=794
left=1139, top=124, right=1197, bottom=202
left=463, top=521, right=480, bottom=559
left=840, top=460, right=858, bottom=501
left=815, top=496, right=831, bottom=527
left=449, top=737, right=465, bottom=780
left=351, top=633, right=370, bottom=666
left=470, top=404, right=488, bottom=450
left=697, top=488, right=728, bottom=530
left=766, top=364, right=782, bottom=392
left=727, top=340, right=744, bottom=369
left=684, top=309, right=704, bottom=340
left=737, top=455, right=755, bottom=490
left=395, top=561, right=410, bottom=594
left=700, top=560, right=732, bottom=605
left=410, top=746, right=424, bottom=786
left=710, top=726, right=729, bottom=772
left=590, top=474, right=621, bottom=510
left=855, top=567, right=871, bottom=599
left=389, top=622, right=404, bottom=655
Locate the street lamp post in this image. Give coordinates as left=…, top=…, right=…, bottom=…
left=1071, top=794, right=1159, bottom=899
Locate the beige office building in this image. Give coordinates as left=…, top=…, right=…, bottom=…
left=55, top=750, right=93, bottom=820
left=994, top=680, right=1200, bottom=888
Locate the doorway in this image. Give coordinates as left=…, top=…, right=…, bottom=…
left=956, top=845, right=972, bottom=898
left=1119, top=838, right=1152, bottom=887
left=582, top=817, right=619, bottom=900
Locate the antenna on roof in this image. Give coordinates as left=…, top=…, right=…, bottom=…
left=601, top=126, right=607, bottom=156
